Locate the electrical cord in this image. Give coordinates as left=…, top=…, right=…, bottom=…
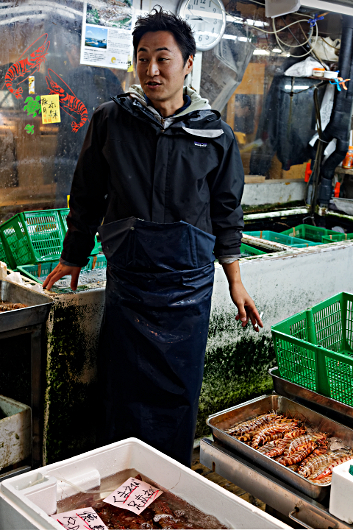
left=224, top=8, right=319, bottom=57
left=272, top=17, right=319, bottom=57
left=309, top=85, right=328, bottom=213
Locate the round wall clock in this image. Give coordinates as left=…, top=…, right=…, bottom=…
left=178, top=0, right=226, bottom=52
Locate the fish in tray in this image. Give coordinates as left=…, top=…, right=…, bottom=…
left=224, top=412, right=353, bottom=485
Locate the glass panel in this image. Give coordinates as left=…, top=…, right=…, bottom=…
left=199, top=2, right=342, bottom=179
left=0, top=0, right=137, bottom=219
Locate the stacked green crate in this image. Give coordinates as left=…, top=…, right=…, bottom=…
left=322, top=232, right=353, bottom=243
left=240, top=243, right=266, bottom=257
left=58, top=208, right=101, bottom=254
left=272, top=292, right=353, bottom=406
left=281, top=224, right=339, bottom=243
left=244, top=231, right=317, bottom=248
left=0, top=210, right=65, bottom=267
left=17, top=255, right=107, bottom=284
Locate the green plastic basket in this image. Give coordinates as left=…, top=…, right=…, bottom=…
left=58, top=208, right=100, bottom=255
left=0, top=210, right=65, bottom=266
left=17, top=254, right=107, bottom=284
left=322, top=232, right=353, bottom=243
left=244, top=231, right=317, bottom=248
left=240, top=243, right=266, bottom=257
left=281, top=224, right=339, bottom=243
left=0, top=237, right=12, bottom=268
left=272, top=292, right=353, bottom=406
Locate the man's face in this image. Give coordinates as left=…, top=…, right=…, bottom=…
left=136, top=31, right=193, bottom=109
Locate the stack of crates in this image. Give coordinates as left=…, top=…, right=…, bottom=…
left=0, top=210, right=65, bottom=268
left=322, top=232, right=353, bottom=243
left=281, top=224, right=340, bottom=243
left=0, top=209, right=102, bottom=269
left=240, top=243, right=266, bottom=258
left=272, top=292, right=353, bottom=407
left=17, top=255, right=107, bottom=284
left=58, top=209, right=101, bottom=255
left=244, top=230, right=318, bottom=248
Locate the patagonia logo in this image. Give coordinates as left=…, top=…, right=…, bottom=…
left=194, top=141, right=207, bottom=147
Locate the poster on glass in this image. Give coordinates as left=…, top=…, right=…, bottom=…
left=80, top=0, right=134, bottom=70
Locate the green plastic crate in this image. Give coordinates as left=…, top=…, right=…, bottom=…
left=272, top=292, right=353, bottom=406
left=0, top=210, right=65, bottom=267
left=58, top=208, right=100, bottom=255
left=244, top=230, right=317, bottom=248
left=322, top=232, right=353, bottom=243
left=281, top=224, right=339, bottom=243
left=0, top=237, right=13, bottom=268
left=17, top=254, right=107, bottom=284
left=240, top=243, right=266, bottom=258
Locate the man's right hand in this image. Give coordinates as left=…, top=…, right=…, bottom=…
left=43, top=263, right=82, bottom=291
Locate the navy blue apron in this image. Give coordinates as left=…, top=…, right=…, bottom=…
left=97, top=217, right=215, bottom=467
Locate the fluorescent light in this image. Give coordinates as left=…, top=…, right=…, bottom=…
left=272, top=48, right=282, bottom=53
left=246, top=18, right=268, bottom=27
left=253, top=49, right=270, bottom=55
left=226, top=15, right=243, bottom=23
left=223, top=35, right=249, bottom=42
left=285, top=85, right=310, bottom=89
left=301, top=0, right=353, bottom=16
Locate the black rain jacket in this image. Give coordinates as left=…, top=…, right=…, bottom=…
left=61, top=93, right=245, bottom=266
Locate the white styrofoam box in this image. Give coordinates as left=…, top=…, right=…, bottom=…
left=0, top=262, right=7, bottom=281
left=21, top=475, right=57, bottom=516
left=0, top=394, right=31, bottom=470
left=329, top=458, right=353, bottom=523
left=0, top=437, right=291, bottom=530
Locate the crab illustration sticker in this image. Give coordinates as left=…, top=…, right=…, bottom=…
left=103, top=477, right=162, bottom=514
left=41, top=94, right=61, bottom=124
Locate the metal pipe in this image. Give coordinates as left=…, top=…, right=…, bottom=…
left=241, top=234, right=293, bottom=251
left=244, top=207, right=309, bottom=221
left=326, top=210, right=353, bottom=222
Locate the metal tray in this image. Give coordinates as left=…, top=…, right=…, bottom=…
left=270, top=367, right=353, bottom=429
left=207, top=394, right=353, bottom=502
left=0, top=280, right=52, bottom=333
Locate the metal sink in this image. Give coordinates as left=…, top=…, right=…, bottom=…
left=0, top=280, right=52, bottom=333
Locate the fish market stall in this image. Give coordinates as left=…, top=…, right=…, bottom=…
left=0, top=220, right=352, bottom=469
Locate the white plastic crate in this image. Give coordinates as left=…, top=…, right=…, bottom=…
left=0, top=395, right=31, bottom=470
left=0, top=438, right=289, bottom=530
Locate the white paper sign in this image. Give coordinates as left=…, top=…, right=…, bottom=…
left=80, top=0, right=135, bottom=70
left=103, top=477, right=162, bottom=514
left=52, top=507, right=108, bottom=530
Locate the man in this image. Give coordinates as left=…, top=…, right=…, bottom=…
left=43, top=8, right=263, bottom=467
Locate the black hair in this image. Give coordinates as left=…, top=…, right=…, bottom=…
left=132, top=6, right=196, bottom=65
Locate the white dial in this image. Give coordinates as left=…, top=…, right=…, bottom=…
left=178, top=0, right=226, bottom=52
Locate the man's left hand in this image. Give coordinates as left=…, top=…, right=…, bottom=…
left=221, top=260, right=263, bottom=332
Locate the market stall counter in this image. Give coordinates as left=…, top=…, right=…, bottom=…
left=0, top=279, right=52, bottom=473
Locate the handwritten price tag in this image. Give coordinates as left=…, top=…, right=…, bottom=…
left=103, top=477, right=162, bottom=514
left=52, top=507, right=108, bottom=530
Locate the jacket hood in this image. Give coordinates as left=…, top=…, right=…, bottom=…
left=127, top=84, right=211, bottom=117
left=111, top=86, right=221, bottom=131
